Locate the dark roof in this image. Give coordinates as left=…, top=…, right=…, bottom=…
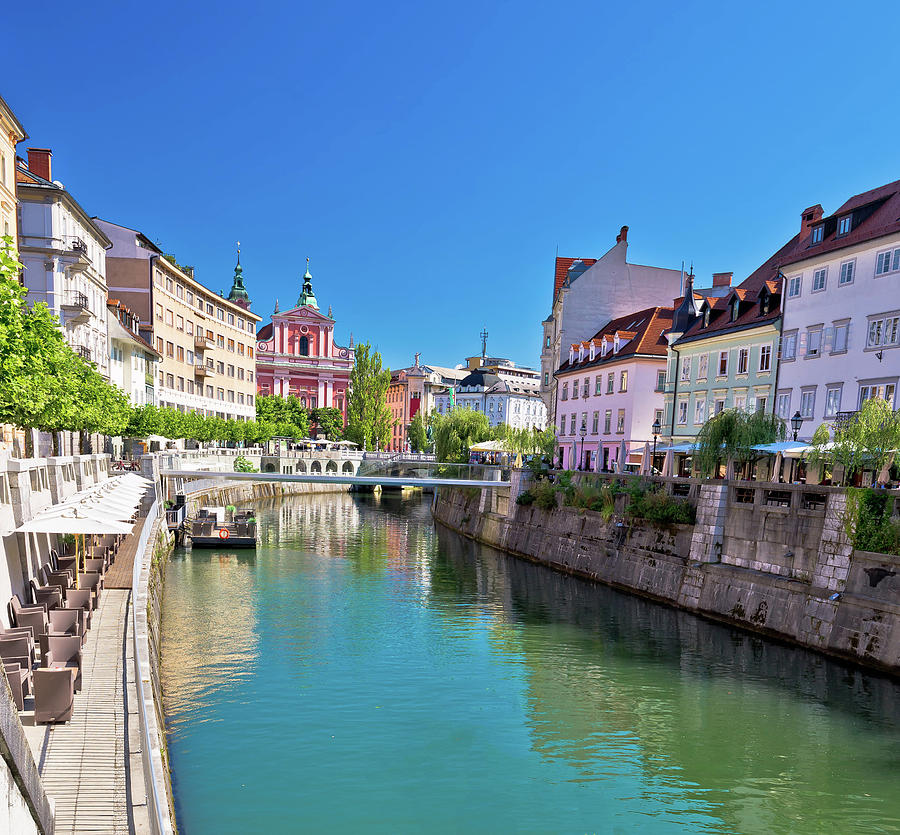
left=256, top=322, right=273, bottom=341
left=781, top=178, right=900, bottom=268
left=457, top=369, right=501, bottom=389
left=555, top=305, right=674, bottom=374
left=553, top=256, right=597, bottom=303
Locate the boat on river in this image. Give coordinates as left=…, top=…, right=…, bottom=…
left=189, top=506, right=258, bottom=548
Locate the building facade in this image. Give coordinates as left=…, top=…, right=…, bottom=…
left=17, top=149, right=112, bottom=376
left=255, top=263, right=354, bottom=421
left=662, top=271, right=783, bottom=445
left=0, top=95, right=26, bottom=240
left=96, top=218, right=261, bottom=419
left=777, top=181, right=900, bottom=440
left=540, top=226, right=684, bottom=421
left=555, top=306, right=672, bottom=471
left=106, top=299, right=160, bottom=407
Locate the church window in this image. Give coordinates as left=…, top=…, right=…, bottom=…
left=299, top=336, right=309, bottom=356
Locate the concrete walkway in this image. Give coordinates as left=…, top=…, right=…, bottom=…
left=21, top=589, right=146, bottom=833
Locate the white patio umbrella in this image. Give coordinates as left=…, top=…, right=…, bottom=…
left=616, top=440, right=627, bottom=473
left=662, top=449, right=674, bottom=478
left=62, top=497, right=138, bottom=520
left=640, top=442, right=652, bottom=475
left=769, top=451, right=783, bottom=483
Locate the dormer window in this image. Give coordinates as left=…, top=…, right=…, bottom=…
left=578, top=345, right=585, bottom=362
left=601, top=340, right=608, bottom=356
left=589, top=343, right=596, bottom=361
left=569, top=347, right=574, bottom=364
left=702, top=306, right=710, bottom=328
left=730, top=299, right=740, bottom=322
left=760, top=291, right=770, bottom=316
left=811, top=225, right=824, bottom=244
left=614, top=336, right=620, bottom=352
left=837, top=215, right=851, bottom=236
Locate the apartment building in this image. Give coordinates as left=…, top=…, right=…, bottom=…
left=107, top=299, right=160, bottom=406
left=17, top=149, right=112, bottom=375
left=96, top=219, right=261, bottom=419
left=0, top=94, right=26, bottom=239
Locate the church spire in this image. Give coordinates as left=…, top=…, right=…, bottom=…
left=297, top=257, right=319, bottom=309
left=227, top=240, right=251, bottom=310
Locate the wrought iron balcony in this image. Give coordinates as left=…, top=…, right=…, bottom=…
left=76, top=345, right=91, bottom=362
left=70, top=237, right=88, bottom=255
left=61, top=292, right=91, bottom=323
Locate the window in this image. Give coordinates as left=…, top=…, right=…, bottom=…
left=759, top=344, right=772, bottom=372
left=839, top=260, right=855, bottom=285
left=572, top=380, right=579, bottom=398
left=544, top=372, right=549, bottom=386
left=875, top=248, right=900, bottom=276
left=217, top=307, right=224, bottom=321
left=800, top=388, right=816, bottom=418
left=730, top=299, right=740, bottom=322
left=680, top=357, right=691, bottom=382
left=619, top=371, right=628, bottom=392
left=216, top=361, right=225, bottom=374
left=806, top=328, right=823, bottom=357
left=737, top=348, right=749, bottom=374
left=654, top=408, right=663, bottom=427
left=718, top=350, right=728, bottom=376
left=217, top=335, right=225, bottom=348
left=206, top=302, right=214, bottom=314
left=559, top=416, right=566, bottom=435
left=677, top=401, right=688, bottom=425
left=824, top=386, right=843, bottom=418
left=561, top=383, right=568, bottom=401
left=228, top=390, right=235, bottom=403
left=186, top=380, right=194, bottom=394
left=788, top=275, right=802, bottom=298
left=832, top=321, right=849, bottom=353
left=781, top=331, right=797, bottom=360
left=583, top=377, right=590, bottom=398
left=176, top=346, right=184, bottom=362
left=156, top=336, right=163, bottom=353
left=249, top=371, right=254, bottom=382
left=838, top=216, right=851, bottom=236
left=776, top=392, right=791, bottom=419
left=155, top=303, right=162, bottom=321
left=206, top=386, right=213, bottom=398
left=187, top=291, right=194, bottom=305
left=867, top=315, right=900, bottom=348
left=176, top=376, right=184, bottom=392
left=165, top=277, right=173, bottom=292
left=812, top=268, right=827, bottom=292
left=604, top=410, right=612, bottom=433
left=811, top=225, right=823, bottom=244
left=166, top=373, right=174, bottom=388
left=697, top=353, right=708, bottom=380
left=227, top=364, right=235, bottom=377
left=299, top=336, right=309, bottom=356
left=238, top=393, right=245, bottom=405
left=165, top=309, right=173, bottom=326
left=166, top=341, right=174, bottom=358
left=859, top=383, right=897, bottom=408
left=595, top=376, right=602, bottom=395
left=616, top=409, right=625, bottom=433
left=592, top=411, right=599, bottom=433
left=238, top=368, right=245, bottom=380
left=227, top=339, right=235, bottom=352
left=714, top=399, right=725, bottom=416
left=570, top=413, right=576, bottom=434
left=176, top=284, right=184, bottom=299
left=186, top=320, right=194, bottom=336
left=756, top=396, right=767, bottom=413
left=176, top=315, right=184, bottom=331
left=702, top=306, right=711, bottom=327
left=227, top=313, right=234, bottom=325
left=734, top=394, right=746, bottom=412
left=607, top=374, right=614, bottom=394
left=238, top=342, right=245, bottom=355
left=656, top=370, right=666, bottom=391
left=694, top=398, right=706, bottom=425
left=217, top=388, right=225, bottom=401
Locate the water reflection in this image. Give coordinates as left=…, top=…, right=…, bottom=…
left=162, top=492, right=900, bottom=835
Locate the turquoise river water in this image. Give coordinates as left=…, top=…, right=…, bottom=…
left=161, top=492, right=900, bottom=834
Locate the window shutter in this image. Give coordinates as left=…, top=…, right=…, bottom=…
left=823, top=326, right=834, bottom=353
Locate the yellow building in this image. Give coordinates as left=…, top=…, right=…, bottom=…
left=97, top=219, right=261, bottom=419
left=0, top=93, right=26, bottom=240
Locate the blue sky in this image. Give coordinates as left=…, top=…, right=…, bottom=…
left=6, top=0, right=900, bottom=371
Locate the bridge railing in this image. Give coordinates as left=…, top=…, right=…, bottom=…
left=355, top=459, right=509, bottom=482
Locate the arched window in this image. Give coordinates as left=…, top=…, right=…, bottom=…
left=299, top=336, right=309, bottom=355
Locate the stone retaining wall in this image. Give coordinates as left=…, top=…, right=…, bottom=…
left=434, top=485, right=900, bottom=676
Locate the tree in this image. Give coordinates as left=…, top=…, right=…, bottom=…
left=432, top=408, right=491, bottom=463
left=408, top=412, right=427, bottom=452
left=345, top=341, right=392, bottom=449
left=693, top=409, right=785, bottom=477
left=312, top=407, right=343, bottom=440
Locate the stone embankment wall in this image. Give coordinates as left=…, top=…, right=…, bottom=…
left=433, top=478, right=900, bottom=676
left=182, top=479, right=349, bottom=513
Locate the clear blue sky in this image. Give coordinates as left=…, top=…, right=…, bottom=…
left=6, top=1, right=900, bottom=371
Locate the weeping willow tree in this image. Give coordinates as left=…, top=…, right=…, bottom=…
left=692, top=409, right=785, bottom=477
left=432, top=408, right=490, bottom=463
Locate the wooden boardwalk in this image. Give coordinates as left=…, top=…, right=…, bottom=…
left=22, top=589, right=146, bottom=833
left=105, top=514, right=149, bottom=589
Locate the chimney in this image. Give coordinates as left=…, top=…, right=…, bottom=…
left=616, top=225, right=628, bottom=244
left=800, top=204, right=824, bottom=239
left=712, top=271, right=733, bottom=288
left=27, top=148, right=52, bottom=182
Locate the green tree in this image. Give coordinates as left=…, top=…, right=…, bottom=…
left=345, top=341, right=392, bottom=449
left=432, top=408, right=491, bottom=463
left=693, top=409, right=785, bottom=478
left=408, top=411, right=427, bottom=452
left=311, top=407, right=344, bottom=440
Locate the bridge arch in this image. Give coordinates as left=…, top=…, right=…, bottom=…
left=325, top=460, right=338, bottom=473
left=310, top=460, right=322, bottom=473
left=296, top=460, right=307, bottom=473
left=264, top=461, right=277, bottom=473
left=342, top=461, right=355, bottom=474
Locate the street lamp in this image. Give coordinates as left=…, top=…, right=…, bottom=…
left=651, top=415, right=661, bottom=474
left=791, top=410, right=803, bottom=441
left=579, top=419, right=587, bottom=470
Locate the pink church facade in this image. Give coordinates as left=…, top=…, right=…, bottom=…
left=255, top=264, right=354, bottom=422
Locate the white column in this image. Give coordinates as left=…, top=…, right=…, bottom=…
left=317, top=380, right=325, bottom=408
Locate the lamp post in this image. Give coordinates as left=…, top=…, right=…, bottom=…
left=651, top=415, right=661, bottom=475
left=790, top=411, right=804, bottom=483
left=580, top=419, right=587, bottom=471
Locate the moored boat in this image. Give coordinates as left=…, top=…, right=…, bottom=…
left=190, top=506, right=257, bottom=548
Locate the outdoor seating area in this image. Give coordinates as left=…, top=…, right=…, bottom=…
left=2, top=473, right=152, bottom=724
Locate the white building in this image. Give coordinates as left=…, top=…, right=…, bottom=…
left=540, top=226, right=683, bottom=422
left=777, top=180, right=900, bottom=439
left=433, top=367, right=547, bottom=430
left=17, top=149, right=111, bottom=376
left=107, top=300, right=160, bottom=406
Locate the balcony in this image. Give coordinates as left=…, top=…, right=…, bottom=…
left=195, top=362, right=214, bottom=377
left=64, top=237, right=91, bottom=272
left=194, top=333, right=214, bottom=350
left=61, top=291, right=91, bottom=324
left=75, top=345, right=92, bottom=363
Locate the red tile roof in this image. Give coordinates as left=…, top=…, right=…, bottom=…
left=553, top=257, right=597, bottom=303
left=556, top=306, right=674, bottom=374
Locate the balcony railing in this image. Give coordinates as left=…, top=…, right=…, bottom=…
left=194, top=362, right=214, bottom=377
left=70, top=237, right=88, bottom=255
left=76, top=346, right=91, bottom=362
left=194, top=333, right=214, bottom=350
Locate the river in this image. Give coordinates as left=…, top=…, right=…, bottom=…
left=161, top=491, right=900, bottom=834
